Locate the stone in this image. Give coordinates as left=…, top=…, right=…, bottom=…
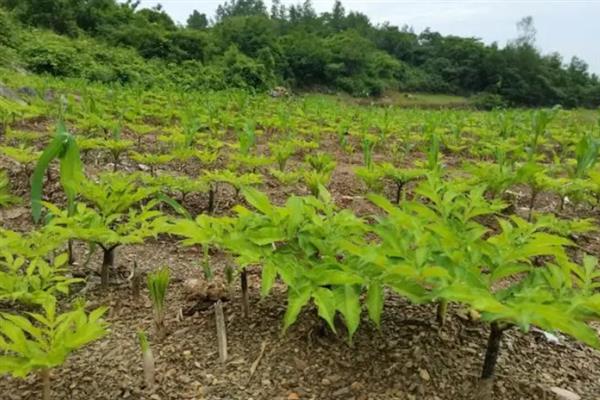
left=550, top=387, right=581, bottom=400
left=269, top=86, right=289, bottom=98
left=0, top=85, right=19, bottom=100
left=0, top=85, right=26, bottom=105
left=17, top=86, right=37, bottom=97
left=332, top=386, right=351, bottom=397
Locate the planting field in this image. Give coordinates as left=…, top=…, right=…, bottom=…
left=1, top=74, right=600, bottom=400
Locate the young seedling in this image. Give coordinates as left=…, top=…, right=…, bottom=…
left=214, top=300, right=228, bottom=363
left=30, top=121, right=84, bottom=264
left=131, top=261, right=142, bottom=299
left=147, top=267, right=170, bottom=341
left=0, top=299, right=108, bottom=400
left=0, top=170, right=20, bottom=208
left=0, top=145, right=40, bottom=181
left=361, top=134, right=378, bottom=169
left=137, top=331, right=155, bottom=388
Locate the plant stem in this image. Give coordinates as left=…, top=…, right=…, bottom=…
left=559, top=195, right=565, bottom=212
left=132, top=261, right=141, bottom=299
left=68, top=239, right=75, bottom=265
left=436, top=299, right=448, bottom=327
left=101, top=246, right=116, bottom=288
left=215, top=300, right=228, bottom=363
left=112, top=153, right=120, bottom=172
left=241, top=269, right=249, bottom=318
left=208, top=185, right=216, bottom=214
left=395, top=181, right=405, bottom=204
left=40, top=368, right=51, bottom=400
left=527, top=187, right=538, bottom=222
left=481, top=322, right=505, bottom=380
left=155, top=312, right=166, bottom=342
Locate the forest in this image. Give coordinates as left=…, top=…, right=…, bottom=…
left=0, top=0, right=599, bottom=107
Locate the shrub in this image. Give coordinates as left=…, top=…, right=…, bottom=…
left=470, top=92, right=508, bottom=110
left=221, top=45, right=271, bottom=90
left=0, top=9, right=17, bottom=48
left=20, top=32, right=82, bottom=76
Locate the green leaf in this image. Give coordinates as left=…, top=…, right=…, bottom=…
left=53, top=253, right=69, bottom=268
left=59, top=135, right=84, bottom=215
left=261, top=261, right=277, bottom=297
left=282, top=285, right=312, bottom=334
left=31, top=129, right=66, bottom=223
left=490, top=263, right=531, bottom=283
left=249, top=227, right=286, bottom=246
left=156, top=193, right=192, bottom=220
left=335, top=285, right=361, bottom=342
left=366, top=283, right=384, bottom=328
left=241, top=186, right=273, bottom=215
left=307, top=269, right=364, bottom=286
left=313, top=287, right=337, bottom=333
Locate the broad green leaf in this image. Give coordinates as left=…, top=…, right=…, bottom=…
left=366, top=283, right=384, bottom=327
left=261, top=261, right=277, bottom=297
left=335, top=285, right=361, bottom=342
left=241, top=186, right=273, bottom=215
left=282, top=285, right=312, bottom=334
left=313, top=287, right=337, bottom=333
left=31, top=128, right=66, bottom=223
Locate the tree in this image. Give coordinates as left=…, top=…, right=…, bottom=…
left=1, top=0, right=79, bottom=36
left=515, top=16, right=536, bottom=47
left=136, top=5, right=176, bottom=31
left=329, top=0, right=345, bottom=31
left=215, top=0, right=267, bottom=22
left=270, top=0, right=286, bottom=20
left=214, top=15, right=277, bottom=58
left=187, top=10, right=208, bottom=29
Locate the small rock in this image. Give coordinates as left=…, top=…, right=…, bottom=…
left=332, top=386, right=351, bottom=397
left=0, top=85, right=24, bottom=104
left=287, top=393, right=300, bottom=400
left=205, top=373, right=216, bottom=385
left=351, top=381, right=364, bottom=391
left=17, top=87, right=37, bottom=97
left=270, top=86, right=289, bottom=98
left=419, top=368, right=431, bottom=381
left=1, top=207, right=27, bottom=220
left=293, top=356, right=308, bottom=371
left=550, top=387, right=581, bottom=400
left=321, top=378, right=331, bottom=386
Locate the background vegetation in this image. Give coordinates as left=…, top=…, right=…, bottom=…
left=0, top=0, right=599, bottom=107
